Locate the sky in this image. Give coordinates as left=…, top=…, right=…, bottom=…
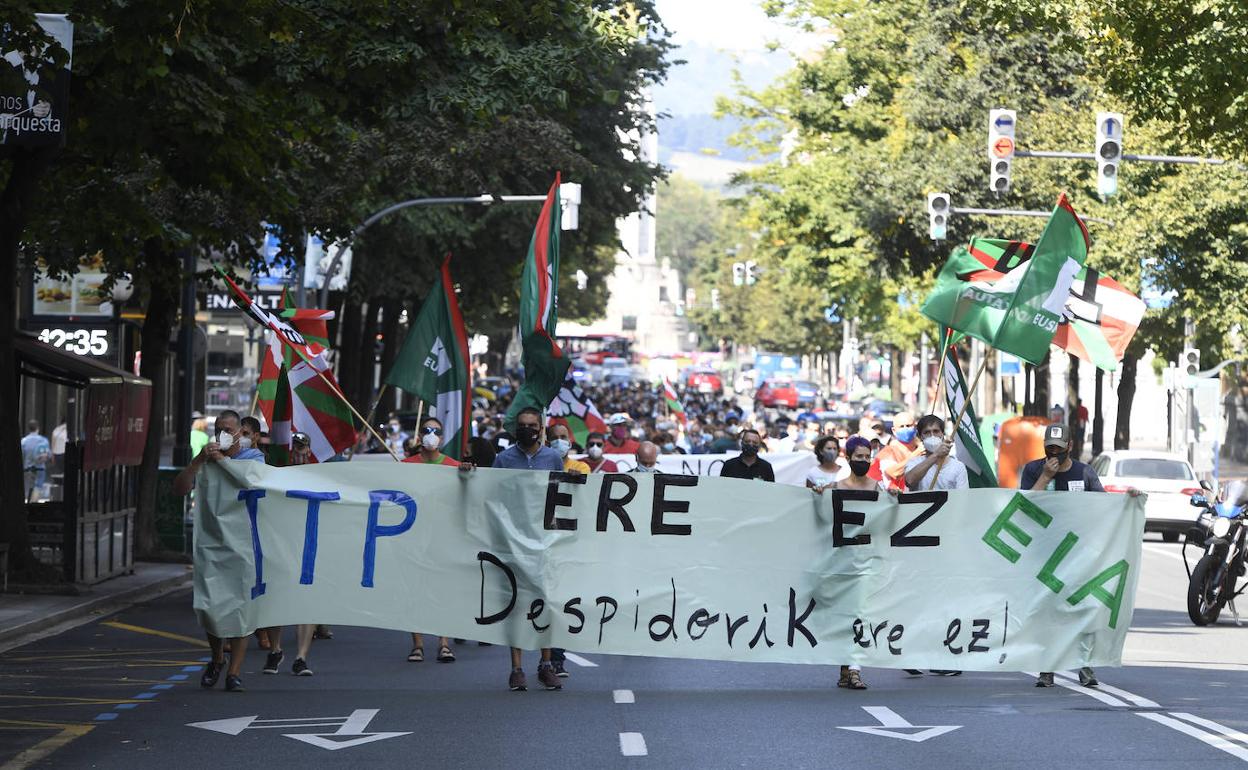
left=654, top=0, right=813, bottom=52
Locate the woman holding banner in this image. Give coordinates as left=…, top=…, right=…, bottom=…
left=805, top=435, right=849, bottom=492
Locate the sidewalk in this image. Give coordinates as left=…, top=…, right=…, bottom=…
left=0, top=562, right=193, bottom=651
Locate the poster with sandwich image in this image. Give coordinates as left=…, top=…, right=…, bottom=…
left=32, top=251, right=114, bottom=317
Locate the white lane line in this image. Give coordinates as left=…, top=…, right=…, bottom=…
left=1143, top=544, right=1187, bottom=563
left=613, top=689, right=635, bottom=704
left=1024, top=671, right=1129, bottom=707
left=563, top=652, right=598, bottom=668
left=1052, top=672, right=1160, bottom=708
left=1171, top=712, right=1248, bottom=746
left=1138, top=713, right=1248, bottom=762
left=619, top=732, right=648, bottom=756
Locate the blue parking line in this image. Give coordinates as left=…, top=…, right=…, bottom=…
left=150, top=684, right=174, bottom=690
left=167, top=674, right=189, bottom=681
left=114, top=703, right=137, bottom=710
left=133, top=692, right=158, bottom=700
left=94, top=713, right=118, bottom=721
left=184, top=665, right=204, bottom=671
left=198, top=657, right=212, bottom=662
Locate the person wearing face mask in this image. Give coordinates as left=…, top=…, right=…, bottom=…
left=875, top=412, right=920, bottom=491
left=654, top=432, right=683, bottom=455
left=491, top=406, right=564, bottom=691
left=604, top=413, right=641, bottom=455
left=548, top=422, right=590, bottom=474
left=172, top=410, right=265, bottom=693
left=719, top=429, right=774, bottom=481
left=580, top=432, right=619, bottom=473
left=631, top=441, right=660, bottom=472
left=903, top=414, right=968, bottom=491
left=806, top=436, right=850, bottom=493
left=384, top=415, right=409, bottom=457
left=401, top=416, right=464, bottom=467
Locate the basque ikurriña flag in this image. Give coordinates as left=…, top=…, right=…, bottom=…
left=385, top=255, right=473, bottom=460
left=505, top=173, right=571, bottom=428
left=662, top=376, right=686, bottom=424
left=218, top=268, right=355, bottom=463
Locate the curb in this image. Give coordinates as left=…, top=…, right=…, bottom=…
left=0, top=571, right=194, bottom=650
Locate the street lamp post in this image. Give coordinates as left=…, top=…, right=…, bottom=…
left=316, top=185, right=582, bottom=308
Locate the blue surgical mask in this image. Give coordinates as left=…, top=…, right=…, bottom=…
left=550, top=438, right=571, bottom=457
left=895, top=427, right=917, bottom=444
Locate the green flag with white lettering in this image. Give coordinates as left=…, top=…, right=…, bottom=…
left=921, top=194, right=1090, bottom=364
left=942, top=332, right=998, bottom=488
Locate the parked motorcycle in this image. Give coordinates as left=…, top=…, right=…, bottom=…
left=1185, top=480, right=1248, bottom=626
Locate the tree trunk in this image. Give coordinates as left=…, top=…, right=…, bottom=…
left=336, top=296, right=362, bottom=407
left=1114, top=353, right=1137, bottom=450
left=1034, top=350, right=1050, bottom=418
left=380, top=296, right=401, bottom=380
left=1092, top=368, right=1104, bottom=456
left=134, top=259, right=179, bottom=556
left=0, top=148, right=53, bottom=570
left=1023, top=362, right=1034, bottom=415
left=889, top=346, right=903, bottom=403
left=357, top=300, right=380, bottom=412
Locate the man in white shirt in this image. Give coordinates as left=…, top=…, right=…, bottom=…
left=903, top=414, right=968, bottom=492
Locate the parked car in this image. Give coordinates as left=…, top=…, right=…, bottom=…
left=686, top=367, right=724, bottom=395
left=755, top=377, right=800, bottom=409
left=1089, top=450, right=1206, bottom=542
left=794, top=380, right=820, bottom=407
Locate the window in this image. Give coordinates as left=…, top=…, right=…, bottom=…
left=1115, top=459, right=1193, bottom=480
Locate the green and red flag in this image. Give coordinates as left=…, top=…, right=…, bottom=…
left=921, top=193, right=1090, bottom=364
left=662, top=376, right=686, bottom=424
left=505, top=174, right=571, bottom=428
left=547, top=373, right=608, bottom=446
left=219, top=268, right=355, bottom=462
left=941, top=330, right=998, bottom=488
left=965, top=238, right=1144, bottom=371
left=384, top=255, right=473, bottom=460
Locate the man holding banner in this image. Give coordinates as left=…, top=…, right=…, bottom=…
left=904, top=414, right=968, bottom=492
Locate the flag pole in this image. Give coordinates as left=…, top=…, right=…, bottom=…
left=310, top=368, right=401, bottom=460
left=928, top=354, right=989, bottom=490
left=248, top=387, right=260, bottom=417
left=930, top=328, right=953, bottom=417
left=362, top=384, right=390, bottom=437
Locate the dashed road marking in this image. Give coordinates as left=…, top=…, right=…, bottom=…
left=619, top=731, right=648, bottom=757
left=613, top=689, right=635, bottom=704
left=563, top=653, right=597, bottom=668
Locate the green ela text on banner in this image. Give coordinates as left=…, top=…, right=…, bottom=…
left=194, top=461, right=1144, bottom=672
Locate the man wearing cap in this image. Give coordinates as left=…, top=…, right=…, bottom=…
left=604, top=412, right=640, bottom=455
left=1021, top=423, right=1105, bottom=689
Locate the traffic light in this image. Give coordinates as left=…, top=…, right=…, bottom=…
left=927, top=192, right=950, bottom=240
left=1095, top=112, right=1124, bottom=197
left=744, top=260, right=759, bottom=285
left=732, top=262, right=745, bottom=286
left=710, top=288, right=720, bottom=310
left=987, top=108, right=1016, bottom=194
left=1182, top=347, right=1201, bottom=378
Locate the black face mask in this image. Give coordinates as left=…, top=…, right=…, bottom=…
left=1046, top=450, right=1069, bottom=463
left=740, top=443, right=759, bottom=456
left=849, top=459, right=871, bottom=477
left=516, top=426, right=540, bottom=447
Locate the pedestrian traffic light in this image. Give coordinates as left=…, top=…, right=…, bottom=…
left=1095, top=112, right=1124, bottom=197
left=1182, top=347, right=1201, bottom=378
left=927, top=192, right=950, bottom=240
left=744, top=260, right=759, bottom=285
left=987, top=108, right=1016, bottom=195
left=732, top=262, right=745, bottom=286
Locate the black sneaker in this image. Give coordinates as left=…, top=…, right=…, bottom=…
left=200, top=660, right=223, bottom=689
left=225, top=675, right=244, bottom=692
left=1035, top=672, right=1055, bottom=688
left=508, top=668, right=527, bottom=691
left=292, top=657, right=313, bottom=676
left=1078, top=667, right=1099, bottom=687
left=537, top=665, right=562, bottom=691
left=552, top=660, right=569, bottom=678
left=263, top=650, right=284, bottom=675
left=903, top=669, right=924, bottom=677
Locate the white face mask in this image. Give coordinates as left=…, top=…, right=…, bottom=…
left=634, top=464, right=657, bottom=473
left=421, top=432, right=441, bottom=450
left=587, top=445, right=603, bottom=460
left=216, top=431, right=234, bottom=450
left=550, top=438, right=571, bottom=458
left=237, top=436, right=253, bottom=450
left=922, top=436, right=944, bottom=454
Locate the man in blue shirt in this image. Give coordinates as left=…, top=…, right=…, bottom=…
left=21, top=420, right=50, bottom=502
left=491, top=406, right=564, bottom=692
left=173, top=409, right=265, bottom=693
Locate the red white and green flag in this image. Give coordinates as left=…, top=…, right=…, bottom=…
left=505, top=174, right=571, bottom=427
left=547, top=373, right=608, bottom=446
left=662, top=376, right=686, bottom=424
left=384, top=255, right=473, bottom=460
left=965, top=238, right=1144, bottom=371
left=219, top=268, right=355, bottom=462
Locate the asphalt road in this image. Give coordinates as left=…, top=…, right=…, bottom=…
left=3, top=535, right=1248, bottom=769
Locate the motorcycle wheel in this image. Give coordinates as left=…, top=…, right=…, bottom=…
left=1188, top=554, right=1224, bottom=626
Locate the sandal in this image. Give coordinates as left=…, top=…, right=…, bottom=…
left=257, top=629, right=271, bottom=650
left=845, top=669, right=868, bottom=690
left=437, top=645, right=455, bottom=663
left=407, top=648, right=423, bottom=663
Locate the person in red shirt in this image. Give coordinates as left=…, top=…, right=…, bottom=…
left=874, top=412, right=920, bottom=491
left=401, top=416, right=469, bottom=663
left=581, top=431, right=619, bottom=472
left=604, top=413, right=640, bottom=455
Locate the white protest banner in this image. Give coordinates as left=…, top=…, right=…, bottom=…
left=194, top=461, right=1144, bottom=671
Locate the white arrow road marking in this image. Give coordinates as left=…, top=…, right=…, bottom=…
left=563, top=652, right=597, bottom=667
left=837, top=706, right=961, bottom=743
left=188, top=709, right=411, bottom=751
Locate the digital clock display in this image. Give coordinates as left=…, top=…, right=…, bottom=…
left=38, top=326, right=113, bottom=357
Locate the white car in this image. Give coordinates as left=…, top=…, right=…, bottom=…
left=1089, top=450, right=1207, bottom=542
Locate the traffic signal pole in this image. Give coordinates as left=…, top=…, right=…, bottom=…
left=1015, top=149, right=1226, bottom=165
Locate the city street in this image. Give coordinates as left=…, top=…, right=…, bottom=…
left=3, top=536, right=1247, bottom=769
